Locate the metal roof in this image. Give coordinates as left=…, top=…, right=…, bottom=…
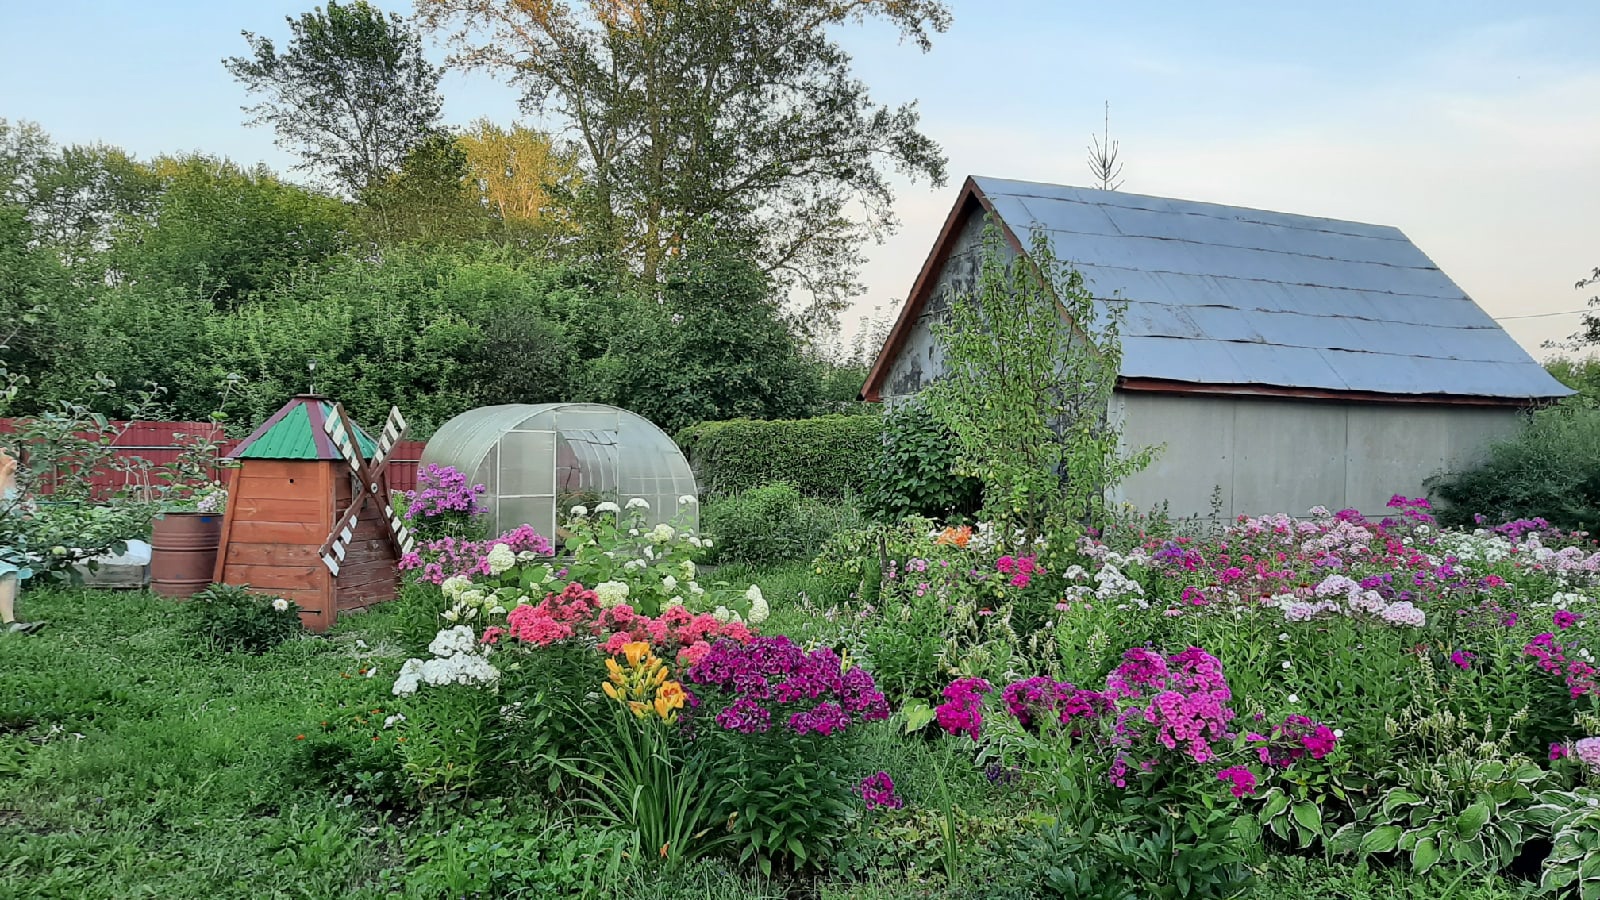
left=230, top=396, right=379, bottom=461
left=915, top=177, right=1571, bottom=400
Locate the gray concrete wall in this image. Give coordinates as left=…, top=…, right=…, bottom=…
left=1108, top=391, right=1524, bottom=520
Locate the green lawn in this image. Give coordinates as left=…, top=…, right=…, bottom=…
left=0, top=580, right=1539, bottom=899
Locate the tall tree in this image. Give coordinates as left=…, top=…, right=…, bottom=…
left=225, top=0, right=445, bottom=196
left=415, top=0, right=950, bottom=323
left=1574, top=267, right=1600, bottom=349
left=457, top=119, right=581, bottom=241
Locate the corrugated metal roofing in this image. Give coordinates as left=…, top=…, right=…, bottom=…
left=231, top=397, right=379, bottom=460
left=971, top=177, right=1573, bottom=400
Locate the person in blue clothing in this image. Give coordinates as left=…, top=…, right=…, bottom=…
left=1, top=449, right=43, bottom=635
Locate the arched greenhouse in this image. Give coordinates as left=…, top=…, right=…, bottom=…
left=419, top=403, right=699, bottom=541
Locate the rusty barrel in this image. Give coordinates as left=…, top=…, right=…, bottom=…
left=150, top=512, right=224, bottom=598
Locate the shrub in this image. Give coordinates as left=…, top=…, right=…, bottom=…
left=703, top=483, right=864, bottom=567
left=866, top=401, right=981, bottom=522
left=676, top=414, right=880, bottom=499
left=187, top=583, right=304, bottom=654
left=1427, top=399, right=1600, bottom=532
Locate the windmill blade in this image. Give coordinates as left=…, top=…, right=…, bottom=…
left=319, top=499, right=363, bottom=576
left=371, top=406, right=407, bottom=469
left=322, top=403, right=368, bottom=480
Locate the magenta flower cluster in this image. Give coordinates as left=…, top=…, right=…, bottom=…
left=1001, top=676, right=1113, bottom=733
left=1216, top=766, right=1257, bottom=798
left=859, top=771, right=904, bottom=810
left=397, top=525, right=553, bottom=584
left=935, top=677, right=992, bottom=741
left=683, top=636, right=890, bottom=737
left=995, top=554, right=1041, bottom=588
left=404, top=463, right=486, bottom=521
left=1525, top=632, right=1600, bottom=698
left=1246, top=714, right=1338, bottom=768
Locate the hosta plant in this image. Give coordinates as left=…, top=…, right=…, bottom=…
left=1519, top=788, right=1600, bottom=898
left=1331, top=756, right=1546, bottom=874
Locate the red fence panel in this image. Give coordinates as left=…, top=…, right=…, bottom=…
left=0, top=419, right=428, bottom=497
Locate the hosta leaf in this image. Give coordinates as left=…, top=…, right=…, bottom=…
left=1543, top=865, right=1578, bottom=890
left=1412, top=836, right=1440, bottom=874
left=1359, top=825, right=1403, bottom=855
left=1382, top=790, right=1424, bottom=816
left=1554, top=835, right=1587, bottom=864
left=1292, top=801, right=1322, bottom=835
left=1456, top=803, right=1492, bottom=839
left=1581, top=853, right=1600, bottom=879
left=1261, top=791, right=1290, bottom=820
left=1329, top=822, right=1363, bottom=855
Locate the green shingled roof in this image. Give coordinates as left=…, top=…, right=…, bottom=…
left=231, top=397, right=379, bottom=461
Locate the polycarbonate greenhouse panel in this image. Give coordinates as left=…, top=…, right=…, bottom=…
left=419, top=403, right=698, bottom=544
left=967, top=176, right=1573, bottom=400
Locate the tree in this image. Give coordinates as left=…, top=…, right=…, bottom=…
left=457, top=119, right=581, bottom=242
left=574, top=230, right=820, bottom=433
left=925, top=223, right=1156, bottom=536
left=225, top=0, right=445, bottom=196
left=1087, top=101, right=1124, bottom=191
left=1573, top=267, right=1600, bottom=348
left=358, top=130, right=490, bottom=245
left=113, top=155, right=351, bottom=306
left=415, top=0, right=950, bottom=323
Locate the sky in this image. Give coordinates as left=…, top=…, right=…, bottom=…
left=3, top=1, right=1597, bottom=359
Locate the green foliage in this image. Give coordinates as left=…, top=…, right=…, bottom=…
left=402, top=804, right=628, bottom=897
left=113, top=154, right=351, bottom=307
left=187, top=583, right=305, bottom=654
left=1427, top=398, right=1600, bottom=532
left=225, top=0, right=444, bottom=196
left=578, top=235, right=823, bottom=434
left=678, top=414, right=880, bottom=500
left=702, top=483, right=864, bottom=568
left=866, top=401, right=981, bottom=522
left=926, top=223, right=1156, bottom=537
left=415, top=0, right=950, bottom=321
left=1521, top=788, right=1600, bottom=898
left=1547, top=355, right=1600, bottom=404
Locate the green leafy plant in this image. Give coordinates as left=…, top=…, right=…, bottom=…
left=187, top=583, right=304, bottom=654
left=1520, top=788, right=1600, bottom=898
left=866, top=400, right=981, bottom=523
left=924, top=222, right=1157, bottom=538
left=703, top=482, right=863, bottom=568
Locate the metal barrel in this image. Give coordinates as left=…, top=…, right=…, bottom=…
left=149, top=512, right=224, bottom=598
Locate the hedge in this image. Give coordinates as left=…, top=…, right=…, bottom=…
left=676, top=414, right=881, bottom=498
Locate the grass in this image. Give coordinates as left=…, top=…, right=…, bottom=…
left=0, top=582, right=1544, bottom=899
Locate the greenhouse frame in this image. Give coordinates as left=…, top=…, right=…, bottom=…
left=418, top=403, right=699, bottom=541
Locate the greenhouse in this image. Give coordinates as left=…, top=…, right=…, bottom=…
left=418, top=403, right=698, bottom=541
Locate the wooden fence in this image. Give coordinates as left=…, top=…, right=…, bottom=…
left=0, top=418, right=426, bottom=497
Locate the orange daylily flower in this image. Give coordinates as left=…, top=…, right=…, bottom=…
left=622, top=641, right=652, bottom=668
left=936, top=525, right=972, bottom=548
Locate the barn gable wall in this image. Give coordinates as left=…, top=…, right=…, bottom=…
left=882, top=208, right=1013, bottom=399
left=1108, top=392, right=1522, bottom=521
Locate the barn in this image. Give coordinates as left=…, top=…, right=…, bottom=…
left=861, top=176, right=1574, bottom=521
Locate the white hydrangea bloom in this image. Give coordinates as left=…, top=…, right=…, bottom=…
left=626, top=498, right=650, bottom=511
left=429, top=625, right=478, bottom=658
left=624, top=558, right=647, bottom=572
left=678, top=495, right=697, bottom=506
left=650, top=523, right=676, bottom=544
left=271, top=598, right=290, bottom=612
left=713, top=606, right=733, bottom=624
left=485, top=543, right=516, bottom=575
left=570, top=505, right=589, bottom=518
left=392, top=659, right=425, bottom=696
left=459, top=589, right=487, bottom=607
left=595, top=581, right=630, bottom=608
left=689, top=581, right=704, bottom=596
left=662, top=574, right=678, bottom=593
left=702, top=538, right=713, bottom=550
left=746, top=584, right=769, bottom=625
left=688, top=536, right=704, bottom=549
left=596, top=501, right=621, bottom=515
left=441, top=575, right=471, bottom=599
left=516, top=550, right=540, bottom=562
left=681, top=560, right=696, bottom=580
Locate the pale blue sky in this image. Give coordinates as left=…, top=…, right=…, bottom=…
left=3, top=1, right=1597, bottom=356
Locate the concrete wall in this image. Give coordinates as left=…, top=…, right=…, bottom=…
left=1107, top=391, right=1524, bottom=520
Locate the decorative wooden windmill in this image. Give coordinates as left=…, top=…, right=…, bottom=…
left=212, top=395, right=412, bottom=633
